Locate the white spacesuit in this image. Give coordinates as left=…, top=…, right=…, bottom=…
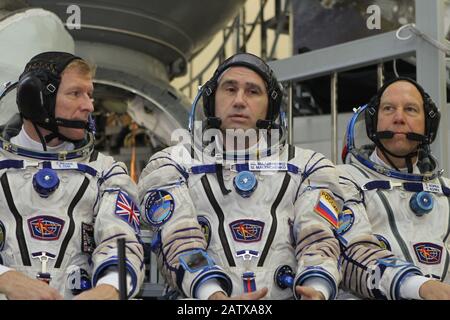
left=338, top=77, right=450, bottom=296
left=0, top=52, right=144, bottom=299
left=340, top=154, right=450, bottom=286
left=138, top=54, right=426, bottom=300
left=139, top=140, right=344, bottom=299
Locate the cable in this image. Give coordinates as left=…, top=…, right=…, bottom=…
left=396, top=23, right=450, bottom=55
left=393, top=59, right=400, bottom=78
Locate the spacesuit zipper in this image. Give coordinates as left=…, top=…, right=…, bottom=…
left=441, top=252, right=449, bottom=281
left=53, top=151, right=96, bottom=268
left=258, top=144, right=295, bottom=267
left=201, top=175, right=235, bottom=267
left=54, top=177, right=90, bottom=268
left=376, top=190, right=414, bottom=263
left=0, top=173, right=31, bottom=266
left=257, top=173, right=290, bottom=267
left=350, top=163, right=414, bottom=263
left=439, top=177, right=450, bottom=280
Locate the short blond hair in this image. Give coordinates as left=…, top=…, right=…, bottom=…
left=63, top=59, right=96, bottom=78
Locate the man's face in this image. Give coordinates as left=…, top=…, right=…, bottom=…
left=214, top=66, right=269, bottom=131
left=376, top=81, right=426, bottom=155
left=55, top=67, right=94, bottom=141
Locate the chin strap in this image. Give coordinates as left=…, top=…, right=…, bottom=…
left=256, top=119, right=273, bottom=129
left=375, top=131, right=427, bottom=144
left=54, top=118, right=89, bottom=129
left=373, top=130, right=426, bottom=174
left=205, top=117, right=221, bottom=129
left=33, top=116, right=93, bottom=147
left=43, top=132, right=84, bottom=144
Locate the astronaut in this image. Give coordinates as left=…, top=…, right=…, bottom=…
left=138, top=53, right=434, bottom=300
left=338, top=77, right=450, bottom=299
left=0, top=52, right=144, bottom=299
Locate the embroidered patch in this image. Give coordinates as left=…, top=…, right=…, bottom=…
left=229, top=219, right=264, bottom=243
left=0, top=221, right=5, bottom=251
left=28, top=216, right=65, bottom=241
left=337, top=207, right=355, bottom=235
left=145, top=190, right=175, bottom=227
left=197, top=216, right=211, bottom=248
left=314, top=190, right=339, bottom=228
left=115, top=191, right=141, bottom=233
left=374, top=234, right=391, bottom=251
left=413, top=243, right=443, bottom=265
left=81, top=222, right=95, bottom=254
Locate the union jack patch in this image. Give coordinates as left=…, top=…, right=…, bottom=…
left=28, top=216, right=65, bottom=241
left=413, top=242, right=443, bottom=265
left=314, top=190, right=339, bottom=228
left=115, top=191, right=140, bottom=234
left=230, top=219, right=264, bottom=243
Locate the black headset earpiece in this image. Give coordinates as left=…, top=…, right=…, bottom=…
left=202, top=79, right=217, bottom=118
left=423, top=93, right=440, bottom=144
left=16, top=52, right=81, bottom=124
left=16, top=73, right=49, bottom=122
left=364, top=94, right=379, bottom=141
left=267, top=78, right=283, bottom=121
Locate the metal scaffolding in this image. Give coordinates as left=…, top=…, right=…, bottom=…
left=269, top=0, right=449, bottom=173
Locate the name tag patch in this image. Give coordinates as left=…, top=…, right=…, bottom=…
left=422, top=183, right=443, bottom=194
left=248, top=161, right=287, bottom=171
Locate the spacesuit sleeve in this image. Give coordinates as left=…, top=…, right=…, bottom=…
left=90, top=157, right=145, bottom=299
left=138, top=149, right=232, bottom=298
left=336, top=167, right=423, bottom=300
left=292, top=152, right=342, bottom=299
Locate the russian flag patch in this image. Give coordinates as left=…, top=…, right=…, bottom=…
left=314, top=190, right=339, bottom=228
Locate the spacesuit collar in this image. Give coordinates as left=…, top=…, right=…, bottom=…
left=11, top=126, right=75, bottom=152
left=0, top=132, right=95, bottom=161
left=199, top=132, right=284, bottom=162
left=370, top=150, right=420, bottom=175
left=350, top=147, right=440, bottom=182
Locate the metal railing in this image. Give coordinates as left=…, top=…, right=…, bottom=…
left=269, top=0, right=448, bottom=169
left=179, top=0, right=292, bottom=97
